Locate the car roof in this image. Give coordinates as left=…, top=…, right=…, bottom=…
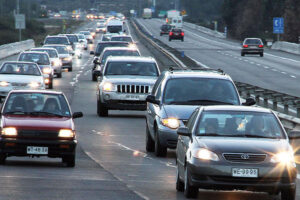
left=97, top=41, right=129, bottom=45
left=32, top=48, right=57, bottom=51
left=102, top=47, right=138, bottom=51
left=9, top=90, right=63, bottom=95
left=21, top=51, right=49, bottom=55
left=202, top=105, right=272, bottom=113
left=43, top=44, right=67, bottom=47
left=111, top=35, right=132, bottom=38
left=1, top=61, right=38, bottom=66
left=165, top=69, right=233, bottom=80
left=106, top=56, right=156, bottom=63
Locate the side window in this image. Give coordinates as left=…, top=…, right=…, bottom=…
left=155, top=83, right=162, bottom=100
left=151, top=74, right=165, bottom=95
left=186, top=109, right=199, bottom=130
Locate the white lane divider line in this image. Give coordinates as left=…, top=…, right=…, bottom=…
left=290, top=75, right=296, bottom=78
left=272, top=69, right=278, bottom=72
left=250, top=62, right=255, bottom=64
left=256, top=63, right=261, bottom=66
left=281, top=72, right=287, bottom=74
left=298, top=174, right=300, bottom=179
left=264, top=66, right=269, bottom=69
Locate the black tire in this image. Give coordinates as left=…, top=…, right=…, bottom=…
left=184, top=167, right=198, bottom=198
left=176, top=166, right=184, bottom=192
left=68, top=66, right=73, bottom=72
left=57, top=72, right=62, bottom=78
left=145, top=124, right=155, bottom=152
left=154, top=127, right=167, bottom=157
left=48, top=80, right=53, bottom=89
left=241, top=53, right=245, bottom=56
left=169, top=38, right=172, bottom=41
left=0, top=154, right=6, bottom=165
left=281, top=187, right=296, bottom=200
left=260, top=53, right=264, bottom=57
left=97, top=99, right=108, bottom=117
left=181, top=38, right=184, bottom=42
left=84, top=47, right=87, bottom=50
left=92, top=74, right=97, bottom=82
left=63, top=155, right=75, bottom=167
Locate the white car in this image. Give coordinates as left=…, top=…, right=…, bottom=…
left=76, top=34, right=88, bottom=50
left=31, top=47, right=63, bottom=78
left=43, top=45, right=73, bottom=72
left=0, top=61, right=45, bottom=99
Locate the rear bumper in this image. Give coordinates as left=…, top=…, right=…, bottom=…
left=242, top=49, right=264, bottom=54
left=169, top=35, right=183, bottom=40
left=0, top=138, right=77, bottom=158
left=102, top=100, right=147, bottom=110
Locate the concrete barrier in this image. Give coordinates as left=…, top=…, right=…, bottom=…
left=271, top=41, right=300, bottom=54
left=183, top=21, right=226, bottom=39
left=0, top=39, right=35, bottom=60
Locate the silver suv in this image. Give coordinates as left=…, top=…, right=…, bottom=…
left=96, top=56, right=160, bottom=117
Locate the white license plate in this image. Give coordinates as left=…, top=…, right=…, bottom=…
left=232, top=168, right=258, bottom=178
left=125, top=95, right=140, bottom=100
left=27, top=146, right=48, bottom=155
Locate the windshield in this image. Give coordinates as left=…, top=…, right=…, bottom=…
left=107, top=25, right=122, bottom=33
left=244, top=39, right=262, bottom=45
left=0, top=63, right=41, bottom=76
left=3, top=93, right=71, bottom=117
left=79, top=31, right=90, bottom=35
left=163, top=78, right=240, bottom=105
left=19, top=53, right=50, bottom=65
left=45, top=46, right=68, bottom=54
left=32, top=49, right=58, bottom=58
left=95, top=42, right=129, bottom=55
left=111, top=37, right=133, bottom=42
left=45, top=37, right=69, bottom=45
left=102, top=35, right=111, bottom=41
left=66, top=35, right=78, bottom=43
left=196, top=111, right=285, bottom=139
left=102, top=50, right=140, bottom=63
left=105, top=61, right=158, bottom=76
left=77, top=34, right=85, bottom=39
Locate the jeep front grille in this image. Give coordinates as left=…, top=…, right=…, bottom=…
left=117, top=84, right=150, bottom=94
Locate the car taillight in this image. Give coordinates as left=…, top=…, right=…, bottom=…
left=169, top=32, right=173, bottom=36
left=259, top=44, right=264, bottom=48
left=181, top=32, right=184, bottom=36
left=243, top=45, right=248, bottom=48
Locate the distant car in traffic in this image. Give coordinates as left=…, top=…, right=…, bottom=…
left=31, top=47, right=63, bottom=78
left=76, top=34, right=88, bottom=50
left=176, top=105, right=298, bottom=199
left=43, top=35, right=73, bottom=52
left=160, top=24, right=172, bottom=36
left=145, top=68, right=255, bottom=157
left=169, top=28, right=184, bottom=42
left=78, top=31, right=93, bottom=43
left=59, top=34, right=82, bottom=59
left=18, top=51, right=54, bottom=89
left=90, top=41, right=130, bottom=57
left=110, top=35, right=133, bottom=43
left=0, top=90, right=83, bottom=167
left=0, top=62, right=45, bottom=99
left=241, top=38, right=264, bottom=57
left=92, top=47, right=141, bottom=81
left=96, top=56, right=160, bottom=116
left=43, top=45, right=73, bottom=72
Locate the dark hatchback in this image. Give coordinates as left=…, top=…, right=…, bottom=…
left=160, top=24, right=172, bottom=36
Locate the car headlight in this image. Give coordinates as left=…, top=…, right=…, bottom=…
left=270, top=151, right=295, bottom=165
left=64, top=57, right=72, bottom=61
left=53, top=59, right=61, bottom=67
left=42, top=67, right=52, bottom=74
left=0, top=81, right=9, bottom=87
left=102, top=82, right=115, bottom=92
left=192, top=148, right=219, bottom=161
left=67, top=46, right=72, bottom=51
left=58, top=129, right=75, bottom=138
left=75, top=49, right=81, bottom=55
left=28, top=82, right=40, bottom=88
left=161, top=118, right=180, bottom=129
left=2, top=127, right=17, bottom=136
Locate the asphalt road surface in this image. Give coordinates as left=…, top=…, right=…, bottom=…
left=0, top=20, right=298, bottom=200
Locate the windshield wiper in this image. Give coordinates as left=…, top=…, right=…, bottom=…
left=29, top=111, right=64, bottom=117
left=229, top=134, right=278, bottom=139
left=4, top=111, right=27, bottom=115
left=167, top=99, right=234, bottom=105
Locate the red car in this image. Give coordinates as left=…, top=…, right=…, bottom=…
left=169, top=28, right=184, bottom=42
left=0, top=90, right=83, bottom=167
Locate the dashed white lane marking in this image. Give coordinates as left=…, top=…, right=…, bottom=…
left=256, top=63, right=261, bottom=66
left=290, top=75, right=296, bottom=78
left=264, top=66, right=269, bottom=69
left=281, top=72, right=287, bottom=74
left=70, top=82, right=75, bottom=86
left=298, top=174, right=300, bottom=179
left=272, top=69, right=278, bottom=72
left=250, top=62, right=255, bottom=64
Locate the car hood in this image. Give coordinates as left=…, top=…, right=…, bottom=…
left=59, top=54, right=71, bottom=58
left=0, top=75, right=43, bottom=83
left=104, top=75, right=157, bottom=85
left=162, top=105, right=198, bottom=120
left=2, top=115, right=73, bottom=131
left=195, top=137, right=290, bottom=154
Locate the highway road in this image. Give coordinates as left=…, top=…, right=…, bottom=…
left=136, top=18, right=300, bottom=98
left=0, top=20, right=298, bottom=200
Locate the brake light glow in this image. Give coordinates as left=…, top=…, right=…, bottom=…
left=181, top=32, right=184, bottom=36
left=259, top=44, right=264, bottom=48
left=169, top=32, right=173, bottom=36
left=243, top=45, right=248, bottom=48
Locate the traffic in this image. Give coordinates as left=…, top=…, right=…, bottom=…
left=0, top=6, right=299, bottom=200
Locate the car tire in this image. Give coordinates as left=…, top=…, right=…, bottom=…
left=260, top=53, right=264, bottom=57
left=92, top=74, right=97, bottom=82
left=176, top=166, right=184, bottom=192
left=57, top=72, right=62, bottom=78
left=97, top=99, right=108, bottom=117
left=154, top=127, right=167, bottom=157
left=145, top=124, right=155, bottom=152
left=184, top=167, right=198, bottom=198
left=63, top=155, right=75, bottom=167
left=169, top=38, right=171, bottom=42
left=241, top=53, right=245, bottom=56
left=84, top=47, right=87, bottom=50
left=281, top=187, right=296, bottom=200
left=48, top=80, right=53, bottom=89
left=0, top=154, right=6, bottom=165
left=69, top=66, right=73, bottom=72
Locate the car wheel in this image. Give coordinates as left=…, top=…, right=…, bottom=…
left=154, top=127, right=167, bottom=157
left=84, top=47, right=87, bottom=50
left=92, top=74, right=97, bottom=82
left=68, top=66, right=73, bottom=72
left=260, top=53, right=264, bottom=57
left=241, top=53, right=245, bottom=56
left=97, top=99, right=108, bottom=117
left=176, top=165, right=184, bottom=192
left=57, top=72, right=62, bottom=78
left=181, top=38, right=184, bottom=42
left=184, top=166, right=198, bottom=198
left=169, top=38, right=171, bottom=41
left=48, top=80, right=53, bottom=89
left=145, top=123, right=155, bottom=152
left=0, top=154, right=6, bottom=165
left=63, top=155, right=75, bottom=167
left=281, top=187, right=296, bottom=200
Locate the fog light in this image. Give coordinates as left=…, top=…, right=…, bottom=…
left=5, top=143, right=15, bottom=147
left=104, top=94, right=110, bottom=100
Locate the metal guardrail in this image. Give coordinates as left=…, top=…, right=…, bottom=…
left=131, top=18, right=300, bottom=132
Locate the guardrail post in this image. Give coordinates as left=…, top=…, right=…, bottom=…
left=297, top=108, right=300, bottom=118
left=273, top=101, right=277, bottom=110
left=255, top=95, right=260, bottom=104
left=284, top=104, right=289, bottom=115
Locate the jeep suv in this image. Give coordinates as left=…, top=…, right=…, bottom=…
left=96, top=56, right=160, bottom=117
left=145, top=68, right=255, bottom=157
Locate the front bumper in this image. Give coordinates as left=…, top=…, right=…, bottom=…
left=157, top=124, right=178, bottom=148
left=0, top=138, right=77, bottom=158
left=187, top=158, right=297, bottom=192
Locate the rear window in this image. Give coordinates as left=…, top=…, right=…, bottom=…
left=32, top=49, right=58, bottom=58
left=0, top=63, right=41, bottom=76
left=111, top=37, right=133, bottom=42
left=95, top=42, right=129, bottom=55
left=244, top=39, right=262, bottom=45
left=172, top=29, right=182, bottom=33
left=66, top=35, right=78, bottom=43
left=45, top=37, right=69, bottom=45
left=102, top=50, right=140, bottom=63
left=19, top=53, right=50, bottom=65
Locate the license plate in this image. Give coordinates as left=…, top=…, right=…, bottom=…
left=125, top=95, right=140, bottom=100
left=27, top=146, right=48, bottom=155
left=232, top=168, right=258, bottom=178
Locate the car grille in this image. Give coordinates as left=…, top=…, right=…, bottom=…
left=117, top=84, right=150, bottom=94
left=18, top=130, right=59, bottom=139
left=223, top=153, right=266, bottom=163
left=11, top=83, right=27, bottom=87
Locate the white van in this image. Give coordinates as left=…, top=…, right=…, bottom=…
left=106, top=19, right=124, bottom=33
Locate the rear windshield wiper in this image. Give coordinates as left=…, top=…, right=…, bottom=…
left=29, top=111, right=64, bottom=117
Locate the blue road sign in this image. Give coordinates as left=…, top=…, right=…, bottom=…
left=273, top=18, right=284, bottom=34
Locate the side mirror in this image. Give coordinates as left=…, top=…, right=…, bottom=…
left=146, top=95, right=160, bottom=104
left=40, top=42, right=44, bottom=45
left=93, top=58, right=100, bottom=64
left=242, top=98, right=256, bottom=106
left=72, top=112, right=83, bottom=119
left=90, top=51, right=95, bottom=55
left=94, top=70, right=102, bottom=77
left=288, top=131, right=300, bottom=140
left=177, top=127, right=191, bottom=137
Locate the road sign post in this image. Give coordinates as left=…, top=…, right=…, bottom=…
left=273, top=17, right=284, bottom=41
left=15, top=14, right=25, bottom=41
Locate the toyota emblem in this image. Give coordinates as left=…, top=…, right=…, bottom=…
left=241, top=154, right=250, bottom=160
